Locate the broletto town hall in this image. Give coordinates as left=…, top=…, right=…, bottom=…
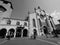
left=0, top=0, right=56, bottom=39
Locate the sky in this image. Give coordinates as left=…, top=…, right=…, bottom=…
left=51, top=11, right=60, bottom=24
left=8, top=0, right=60, bottom=24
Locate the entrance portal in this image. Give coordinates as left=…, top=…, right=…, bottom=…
left=23, top=29, right=28, bottom=37
left=0, top=28, right=7, bottom=38
left=16, top=27, right=22, bottom=37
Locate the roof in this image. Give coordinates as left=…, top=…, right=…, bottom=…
left=3, top=17, right=26, bottom=21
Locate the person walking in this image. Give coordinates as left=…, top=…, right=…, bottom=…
left=33, top=29, right=37, bottom=39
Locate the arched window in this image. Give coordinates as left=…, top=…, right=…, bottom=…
left=33, top=19, right=36, bottom=27
left=16, top=21, right=20, bottom=25
left=0, top=28, right=7, bottom=38
left=24, top=22, right=27, bottom=26
left=7, top=19, right=11, bottom=25
left=38, top=19, right=42, bottom=27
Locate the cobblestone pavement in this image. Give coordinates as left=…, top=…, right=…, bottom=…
left=37, top=35, right=60, bottom=45
left=0, top=36, right=60, bottom=45
left=0, top=38, right=7, bottom=43
left=0, top=37, right=55, bottom=45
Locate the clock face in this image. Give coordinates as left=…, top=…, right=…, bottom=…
left=0, top=5, right=7, bottom=12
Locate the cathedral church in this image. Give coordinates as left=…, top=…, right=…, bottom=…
left=0, top=0, right=56, bottom=39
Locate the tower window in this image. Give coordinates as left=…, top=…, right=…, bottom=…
left=33, top=19, right=36, bottom=27
left=38, top=19, right=42, bottom=27
left=16, top=21, right=20, bottom=25
left=50, top=21, right=54, bottom=28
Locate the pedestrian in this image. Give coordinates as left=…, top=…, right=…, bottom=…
left=33, top=29, right=37, bottom=39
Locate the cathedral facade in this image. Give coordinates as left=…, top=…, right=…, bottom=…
left=0, top=0, right=56, bottom=38
left=28, top=7, right=56, bottom=37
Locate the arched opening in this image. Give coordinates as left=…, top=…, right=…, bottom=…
left=23, top=29, right=28, bottom=37
left=16, top=27, right=22, bottom=37
left=8, top=28, right=15, bottom=38
left=0, top=28, right=7, bottom=38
